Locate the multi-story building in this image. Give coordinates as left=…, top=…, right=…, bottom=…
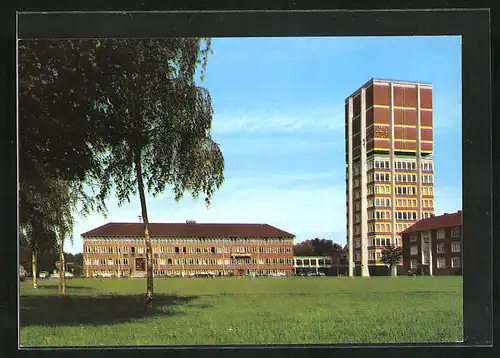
left=82, top=221, right=295, bottom=278
left=345, top=79, right=435, bottom=276
left=401, top=211, right=462, bottom=275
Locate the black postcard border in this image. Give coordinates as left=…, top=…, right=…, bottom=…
left=0, top=5, right=494, bottom=357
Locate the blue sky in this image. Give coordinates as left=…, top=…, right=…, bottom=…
left=67, top=36, right=462, bottom=253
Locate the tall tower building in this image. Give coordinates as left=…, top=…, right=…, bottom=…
left=345, top=79, right=435, bottom=276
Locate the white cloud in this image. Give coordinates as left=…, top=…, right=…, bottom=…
left=212, top=105, right=345, bottom=135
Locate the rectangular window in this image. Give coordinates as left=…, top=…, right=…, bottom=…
left=451, top=227, right=461, bottom=237
left=436, top=243, right=445, bottom=253
left=410, top=234, right=418, bottom=242
left=451, top=257, right=461, bottom=268
left=437, top=229, right=445, bottom=239
left=410, top=259, right=418, bottom=268
left=451, top=241, right=461, bottom=252
left=436, top=257, right=445, bottom=269
left=410, top=245, right=418, bottom=255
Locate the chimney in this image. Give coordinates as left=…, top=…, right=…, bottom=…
left=138, top=215, right=143, bottom=223
left=186, top=220, right=196, bottom=224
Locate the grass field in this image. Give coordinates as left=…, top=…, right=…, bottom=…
left=19, top=276, right=463, bottom=346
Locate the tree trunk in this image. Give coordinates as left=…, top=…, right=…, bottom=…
left=31, top=249, right=38, bottom=289
left=59, top=230, right=66, bottom=296
left=134, top=152, right=154, bottom=311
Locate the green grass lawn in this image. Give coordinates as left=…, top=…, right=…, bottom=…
left=19, top=276, right=463, bottom=346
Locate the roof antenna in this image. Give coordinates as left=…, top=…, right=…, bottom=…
left=138, top=215, right=142, bottom=223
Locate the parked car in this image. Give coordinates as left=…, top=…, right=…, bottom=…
left=19, top=265, right=27, bottom=281
left=39, top=271, right=49, bottom=278
left=50, top=271, right=74, bottom=279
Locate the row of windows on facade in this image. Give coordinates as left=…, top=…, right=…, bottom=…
left=85, top=245, right=293, bottom=254
left=366, top=173, right=433, bottom=184
left=409, top=227, right=461, bottom=242
left=353, top=222, right=413, bottom=236
left=359, top=160, right=434, bottom=173
left=367, top=185, right=434, bottom=196
left=85, top=257, right=294, bottom=266
left=366, top=207, right=433, bottom=222
left=353, top=251, right=393, bottom=262
left=354, top=174, right=434, bottom=188
left=88, top=269, right=289, bottom=276
left=361, top=210, right=418, bottom=222
left=368, top=252, right=383, bottom=260
left=354, top=237, right=400, bottom=248
left=360, top=198, right=434, bottom=208
left=84, top=237, right=293, bottom=244
left=351, top=197, right=434, bottom=212
left=353, top=254, right=461, bottom=268
left=294, top=258, right=332, bottom=266
left=410, top=257, right=461, bottom=269
left=410, top=241, right=461, bottom=256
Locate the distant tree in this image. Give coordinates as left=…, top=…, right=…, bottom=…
left=63, top=253, right=84, bottom=277
left=294, top=238, right=343, bottom=256
left=293, top=241, right=315, bottom=256
left=19, top=220, right=58, bottom=288
left=380, top=245, right=403, bottom=276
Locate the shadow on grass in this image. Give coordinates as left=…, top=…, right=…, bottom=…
left=34, top=284, right=91, bottom=290
left=20, top=294, right=198, bottom=327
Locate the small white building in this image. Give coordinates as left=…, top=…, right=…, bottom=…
left=293, top=256, right=333, bottom=275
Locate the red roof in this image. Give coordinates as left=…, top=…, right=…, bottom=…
left=401, top=211, right=462, bottom=235
left=81, top=222, right=295, bottom=238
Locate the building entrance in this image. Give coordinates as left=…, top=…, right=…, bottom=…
left=135, top=258, right=146, bottom=271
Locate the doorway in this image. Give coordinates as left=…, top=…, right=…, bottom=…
left=135, top=258, right=146, bottom=271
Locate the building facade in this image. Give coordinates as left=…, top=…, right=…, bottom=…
left=402, top=211, right=462, bottom=276
left=345, top=79, right=435, bottom=276
left=82, top=222, right=295, bottom=278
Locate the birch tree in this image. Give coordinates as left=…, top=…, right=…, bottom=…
left=93, top=39, right=224, bottom=309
